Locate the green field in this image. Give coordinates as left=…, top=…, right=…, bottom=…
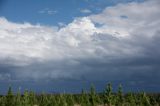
left=0, top=83, right=160, bottom=106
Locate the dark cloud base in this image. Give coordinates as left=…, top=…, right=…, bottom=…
left=0, top=0, right=160, bottom=94
left=0, top=55, right=160, bottom=94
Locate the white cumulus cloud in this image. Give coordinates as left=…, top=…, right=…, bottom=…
left=0, top=0, right=160, bottom=82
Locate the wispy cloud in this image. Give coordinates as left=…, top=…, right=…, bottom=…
left=39, top=8, right=57, bottom=15
left=58, top=22, right=66, bottom=27
left=80, top=9, right=92, bottom=14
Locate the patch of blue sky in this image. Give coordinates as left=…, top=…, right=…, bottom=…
left=0, top=0, right=146, bottom=26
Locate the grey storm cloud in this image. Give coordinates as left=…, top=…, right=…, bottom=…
left=0, top=0, right=160, bottom=89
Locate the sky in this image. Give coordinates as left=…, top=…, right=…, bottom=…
left=0, top=0, right=160, bottom=94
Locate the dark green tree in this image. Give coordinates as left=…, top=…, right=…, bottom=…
left=49, top=95, right=58, bottom=106
left=139, top=92, right=150, bottom=106
left=58, top=94, right=67, bottom=106
left=81, top=89, right=91, bottom=106
left=149, top=95, right=158, bottom=106
left=22, top=90, right=31, bottom=106
left=15, top=89, right=22, bottom=106
left=6, top=86, right=15, bottom=106
left=126, top=92, right=136, bottom=106
left=29, top=91, right=37, bottom=105
left=66, top=94, right=74, bottom=106
left=0, top=96, right=6, bottom=106
left=89, top=84, right=98, bottom=106
left=103, top=83, right=114, bottom=106
left=39, top=92, right=49, bottom=106
left=116, top=84, right=124, bottom=106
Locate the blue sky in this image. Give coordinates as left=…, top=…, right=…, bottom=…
left=0, top=0, right=144, bottom=25
left=0, top=0, right=160, bottom=94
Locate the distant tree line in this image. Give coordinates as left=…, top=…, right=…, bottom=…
left=0, top=83, right=160, bottom=106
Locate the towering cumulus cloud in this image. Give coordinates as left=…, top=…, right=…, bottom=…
left=0, top=0, right=160, bottom=88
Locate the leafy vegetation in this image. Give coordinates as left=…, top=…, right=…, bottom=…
left=0, top=83, right=160, bottom=106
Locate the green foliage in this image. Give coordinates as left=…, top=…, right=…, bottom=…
left=0, top=96, right=6, bottom=106
left=80, top=89, right=91, bottom=106
left=6, top=86, right=14, bottom=106
left=28, top=91, right=37, bottom=105
left=139, top=92, right=151, bottom=106
left=103, top=83, right=114, bottom=106
left=116, top=84, right=124, bottom=106
left=14, top=89, right=22, bottom=106
left=22, top=90, right=31, bottom=106
left=66, top=94, right=74, bottom=106
left=149, top=95, right=158, bottom=105
left=39, top=93, right=49, bottom=106
left=89, top=84, right=98, bottom=106
left=0, top=83, right=160, bottom=106
left=58, top=94, right=67, bottom=106
left=125, top=92, right=136, bottom=106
